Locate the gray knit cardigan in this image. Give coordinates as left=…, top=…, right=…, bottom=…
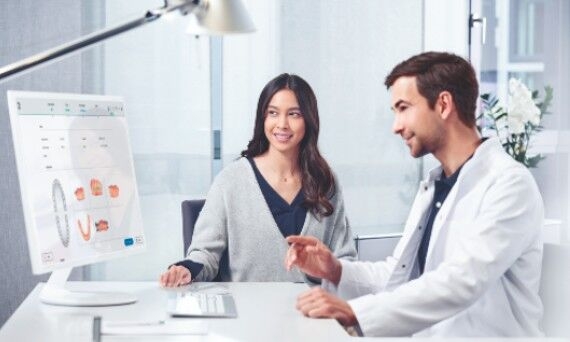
left=186, top=157, right=357, bottom=282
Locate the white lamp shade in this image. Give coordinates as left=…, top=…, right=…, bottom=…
left=187, top=0, right=256, bottom=35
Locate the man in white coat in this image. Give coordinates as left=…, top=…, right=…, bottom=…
left=284, top=51, right=544, bottom=337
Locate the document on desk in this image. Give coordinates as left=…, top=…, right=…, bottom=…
left=101, top=319, right=208, bottom=335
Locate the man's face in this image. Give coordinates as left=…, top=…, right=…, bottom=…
left=390, top=76, right=444, bottom=158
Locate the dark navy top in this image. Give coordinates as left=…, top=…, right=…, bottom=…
left=247, top=157, right=307, bottom=237
left=175, top=158, right=307, bottom=278
left=416, top=139, right=486, bottom=275
left=417, top=164, right=463, bottom=274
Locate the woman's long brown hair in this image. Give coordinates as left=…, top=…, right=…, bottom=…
left=241, top=73, right=336, bottom=217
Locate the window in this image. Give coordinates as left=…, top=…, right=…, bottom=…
left=471, top=0, right=570, bottom=242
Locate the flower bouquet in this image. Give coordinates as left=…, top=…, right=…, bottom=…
left=478, top=78, right=553, bottom=168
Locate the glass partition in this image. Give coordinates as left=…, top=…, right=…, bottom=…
left=88, top=0, right=212, bottom=280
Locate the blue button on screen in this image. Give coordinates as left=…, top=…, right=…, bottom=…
left=124, top=238, right=134, bottom=246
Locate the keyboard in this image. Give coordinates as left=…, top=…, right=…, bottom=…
left=167, top=292, right=238, bottom=318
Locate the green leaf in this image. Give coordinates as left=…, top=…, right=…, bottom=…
left=539, top=86, right=554, bottom=114
left=494, top=112, right=507, bottom=121
left=526, top=154, right=545, bottom=168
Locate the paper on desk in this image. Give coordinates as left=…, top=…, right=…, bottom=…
left=102, top=320, right=208, bottom=335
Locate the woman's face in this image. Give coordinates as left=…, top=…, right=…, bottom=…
left=264, top=89, right=306, bottom=156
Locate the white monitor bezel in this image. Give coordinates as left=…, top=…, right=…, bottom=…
left=7, top=90, right=146, bottom=275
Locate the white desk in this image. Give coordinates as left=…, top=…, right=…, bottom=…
left=0, top=281, right=351, bottom=342
left=4, top=282, right=567, bottom=341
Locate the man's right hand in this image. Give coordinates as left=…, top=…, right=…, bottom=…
left=159, top=265, right=192, bottom=287
left=285, top=235, right=342, bottom=285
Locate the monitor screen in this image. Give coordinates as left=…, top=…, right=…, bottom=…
left=7, top=91, right=145, bottom=275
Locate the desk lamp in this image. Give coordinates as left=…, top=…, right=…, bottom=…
left=0, top=0, right=255, bottom=82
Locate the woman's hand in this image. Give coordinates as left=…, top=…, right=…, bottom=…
left=159, top=265, right=192, bottom=287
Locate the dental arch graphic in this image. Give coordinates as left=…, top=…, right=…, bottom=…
left=52, top=179, right=70, bottom=247
left=77, top=214, right=92, bottom=241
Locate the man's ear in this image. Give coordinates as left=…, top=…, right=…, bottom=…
left=438, top=91, right=455, bottom=120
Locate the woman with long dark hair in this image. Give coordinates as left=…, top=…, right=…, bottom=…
left=160, top=73, right=356, bottom=286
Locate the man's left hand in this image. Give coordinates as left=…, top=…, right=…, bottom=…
left=296, top=287, right=357, bottom=327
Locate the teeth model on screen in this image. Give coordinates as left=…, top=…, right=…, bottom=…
left=108, top=185, right=120, bottom=198
left=54, top=177, right=121, bottom=243
left=90, top=178, right=103, bottom=196
left=52, top=179, right=70, bottom=248
left=95, top=219, right=109, bottom=232
left=74, top=187, right=85, bottom=201
left=77, top=214, right=92, bottom=241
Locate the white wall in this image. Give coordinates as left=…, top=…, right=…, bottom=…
left=424, top=0, right=470, bottom=56
left=422, top=0, right=471, bottom=174
left=0, top=0, right=96, bottom=326
left=222, top=0, right=280, bottom=162
left=222, top=0, right=425, bottom=236
left=90, top=1, right=212, bottom=280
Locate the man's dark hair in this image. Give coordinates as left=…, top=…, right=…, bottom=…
left=384, top=52, right=479, bottom=127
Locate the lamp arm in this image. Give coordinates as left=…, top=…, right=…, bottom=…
left=0, top=0, right=199, bottom=82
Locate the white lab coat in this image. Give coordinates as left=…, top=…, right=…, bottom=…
left=325, top=138, right=544, bottom=337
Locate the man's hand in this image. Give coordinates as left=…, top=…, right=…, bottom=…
left=296, top=287, right=357, bottom=327
left=285, top=235, right=342, bottom=285
left=159, top=265, right=191, bottom=287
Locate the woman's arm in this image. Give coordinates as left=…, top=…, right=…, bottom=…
left=184, top=178, right=228, bottom=281
left=327, top=185, right=358, bottom=261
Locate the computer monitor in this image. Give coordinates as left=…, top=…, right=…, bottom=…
left=7, top=91, right=145, bottom=306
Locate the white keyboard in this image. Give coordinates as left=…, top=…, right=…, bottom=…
left=196, top=293, right=225, bottom=315
left=167, top=292, right=238, bottom=318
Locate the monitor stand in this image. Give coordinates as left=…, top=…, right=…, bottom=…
left=39, top=267, right=137, bottom=306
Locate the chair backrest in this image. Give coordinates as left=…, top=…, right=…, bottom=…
left=355, top=233, right=402, bottom=262
left=181, top=199, right=206, bottom=255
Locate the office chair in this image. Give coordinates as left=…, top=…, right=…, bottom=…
left=181, top=199, right=226, bottom=281
left=181, top=199, right=206, bottom=255
left=355, top=233, right=401, bottom=262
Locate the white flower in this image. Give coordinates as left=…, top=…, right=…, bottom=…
left=479, top=78, right=553, bottom=168
left=507, top=78, right=541, bottom=134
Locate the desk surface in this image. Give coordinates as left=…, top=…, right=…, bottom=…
left=0, top=281, right=351, bottom=342
left=3, top=282, right=567, bottom=342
